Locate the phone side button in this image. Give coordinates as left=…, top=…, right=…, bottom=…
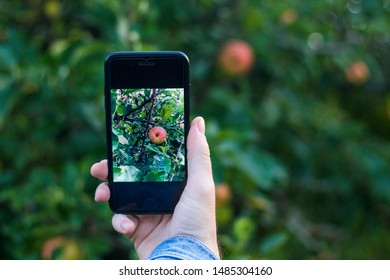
left=143, top=198, right=157, bottom=211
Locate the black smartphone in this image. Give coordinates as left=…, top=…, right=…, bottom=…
left=104, top=51, right=190, bottom=214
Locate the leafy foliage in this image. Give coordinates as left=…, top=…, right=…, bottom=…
left=0, top=0, right=390, bottom=259
left=111, top=88, right=185, bottom=182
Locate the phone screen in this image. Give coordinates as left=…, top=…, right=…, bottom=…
left=104, top=52, right=189, bottom=214
left=111, top=88, right=185, bottom=183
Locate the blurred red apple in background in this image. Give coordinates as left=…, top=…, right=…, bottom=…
left=345, top=60, right=370, bottom=85
left=218, top=40, right=255, bottom=75
left=280, top=9, right=298, bottom=25
left=215, top=182, right=232, bottom=207
left=41, top=236, right=65, bottom=259
left=41, top=236, right=83, bottom=259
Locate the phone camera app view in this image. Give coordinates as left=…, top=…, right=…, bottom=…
left=111, top=88, right=185, bottom=183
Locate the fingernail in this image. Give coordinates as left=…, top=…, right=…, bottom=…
left=90, top=163, right=97, bottom=176
left=196, top=117, right=205, bottom=135
left=94, top=188, right=101, bottom=201
left=120, top=221, right=132, bottom=233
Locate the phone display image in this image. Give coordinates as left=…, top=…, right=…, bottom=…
left=111, top=88, right=185, bottom=183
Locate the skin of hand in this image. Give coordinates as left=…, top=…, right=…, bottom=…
left=90, top=116, right=220, bottom=259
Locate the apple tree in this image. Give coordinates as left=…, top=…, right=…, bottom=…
left=2, top=0, right=390, bottom=260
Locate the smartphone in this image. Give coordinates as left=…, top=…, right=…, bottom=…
left=104, top=51, right=190, bottom=214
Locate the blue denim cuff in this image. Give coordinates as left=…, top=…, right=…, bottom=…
left=147, top=235, right=219, bottom=260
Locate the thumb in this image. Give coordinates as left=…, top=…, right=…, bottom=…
left=185, top=117, right=215, bottom=196
left=173, top=116, right=219, bottom=258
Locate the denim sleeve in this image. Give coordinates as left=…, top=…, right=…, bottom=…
left=147, top=235, right=219, bottom=260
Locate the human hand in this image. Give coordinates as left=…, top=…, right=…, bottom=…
left=90, top=117, right=220, bottom=259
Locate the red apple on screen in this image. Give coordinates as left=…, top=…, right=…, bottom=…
left=148, top=126, right=167, bottom=144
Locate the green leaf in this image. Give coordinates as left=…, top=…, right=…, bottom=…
left=151, top=154, right=171, bottom=173
left=239, top=148, right=288, bottom=190
left=144, top=171, right=166, bottom=182
left=124, top=123, right=133, bottom=133
left=111, top=132, right=118, bottom=151
left=175, top=103, right=184, bottom=115
left=176, top=151, right=185, bottom=165
left=117, top=134, right=128, bottom=145
left=116, top=105, right=124, bottom=116
left=146, top=145, right=163, bottom=155
left=260, top=232, right=288, bottom=254
left=233, top=217, right=254, bottom=242
left=217, top=142, right=288, bottom=190
left=113, top=166, right=141, bottom=182
left=159, top=146, right=169, bottom=153
left=162, top=104, right=175, bottom=120
left=123, top=89, right=139, bottom=94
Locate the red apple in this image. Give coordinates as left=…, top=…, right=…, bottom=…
left=148, top=126, right=167, bottom=144
left=280, top=9, right=298, bottom=25
left=41, top=236, right=84, bottom=260
left=41, top=236, right=65, bottom=260
left=215, top=182, right=232, bottom=207
left=345, top=60, right=369, bottom=85
left=218, top=40, right=255, bottom=75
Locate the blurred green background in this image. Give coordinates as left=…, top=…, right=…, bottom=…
left=1, top=0, right=390, bottom=260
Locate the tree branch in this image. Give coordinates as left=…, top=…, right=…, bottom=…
left=138, top=88, right=158, bottom=162
left=168, top=140, right=184, bottom=181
